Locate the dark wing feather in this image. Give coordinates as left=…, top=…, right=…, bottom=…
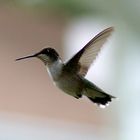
left=65, top=27, right=114, bottom=76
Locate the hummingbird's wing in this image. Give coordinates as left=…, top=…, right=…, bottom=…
left=65, top=27, right=114, bottom=77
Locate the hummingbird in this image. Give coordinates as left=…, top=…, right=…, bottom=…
left=16, top=27, right=116, bottom=107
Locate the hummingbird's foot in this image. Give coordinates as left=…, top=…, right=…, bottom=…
left=74, top=94, right=82, bottom=99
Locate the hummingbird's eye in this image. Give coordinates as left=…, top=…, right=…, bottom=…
left=39, top=48, right=49, bottom=55
left=38, top=48, right=59, bottom=60
left=47, top=49, right=49, bottom=52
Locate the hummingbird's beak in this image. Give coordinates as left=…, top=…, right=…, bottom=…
left=15, top=54, right=37, bottom=61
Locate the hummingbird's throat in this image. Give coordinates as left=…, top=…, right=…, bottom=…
left=37, top=54, right=50, bottom=65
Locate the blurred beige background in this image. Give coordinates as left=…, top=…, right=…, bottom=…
left=0, top=1, right=140, bottom=140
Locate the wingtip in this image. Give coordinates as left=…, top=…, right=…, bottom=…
left=108, top=26, right=115, bottom=32
left=104, top=26, right=115, bottom=33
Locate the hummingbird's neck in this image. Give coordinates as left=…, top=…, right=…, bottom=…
left=46, top=58, right=63, bottom=81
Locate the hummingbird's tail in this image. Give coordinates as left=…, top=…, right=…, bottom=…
left=87, top=92, right=115, bottom=108
left=83, top=81, right=116, bottom=107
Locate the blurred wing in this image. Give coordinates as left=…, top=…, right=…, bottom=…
left=65, top=27, right=114, bottom=77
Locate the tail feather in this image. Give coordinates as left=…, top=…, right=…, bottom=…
left=82, top=79, right=116, bottom=107
left=84, top=86, right=115, bottom=107
left=87, top=93, right=115, bottom=107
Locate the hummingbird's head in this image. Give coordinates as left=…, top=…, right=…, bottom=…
left=36, top=48, right=60, bottom=65
left=16, top=48, right=60, bottom=65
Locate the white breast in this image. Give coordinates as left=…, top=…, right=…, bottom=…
left=46, top=59, right=63, bottom=81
